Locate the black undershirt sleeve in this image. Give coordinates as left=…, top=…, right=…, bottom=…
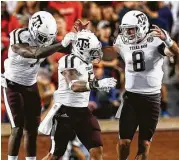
left=158, top=42, right=166, bottom=56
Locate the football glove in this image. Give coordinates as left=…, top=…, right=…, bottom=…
left=89, top=78, right=117, bottom=92
left=61, top=32, right=76, bottom=47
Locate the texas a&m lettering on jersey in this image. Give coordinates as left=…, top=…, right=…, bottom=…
left=114, top=33, right=166, bottom=94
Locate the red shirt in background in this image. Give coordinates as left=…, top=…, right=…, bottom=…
left=8, top=15, right=22, bottom=33
left=1, top=15, right=21, bottom=73
left=49, top=1, right=82, bottom=31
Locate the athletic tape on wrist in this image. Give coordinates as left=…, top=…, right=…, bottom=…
left=163, top=30, right=174, bottom=47
left=164, top=37, right=174, bottom=48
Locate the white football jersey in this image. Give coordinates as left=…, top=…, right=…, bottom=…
left=54, top=55, right=94, bottom=107
left=4, top=28, right=45, bottom=86
left=114, top=34, right=166, bottom=94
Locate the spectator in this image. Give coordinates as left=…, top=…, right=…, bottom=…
left=101, top=4, right=118, bottom=22
left=144, top=1, right=169, bottom=31
left=83, top=2, right=102, bottom=30
left=163, top=57, right=179, bottom=116
left=171, top=5, right=179, bottom=44
left=14, top=1, right=40, bottom=17
left=158, top=1, right=174, bottom=33
left=113, top=1, right=124, bottom=15
left=49, top=1, right=82, bottom=31
left=1, top=1, right=21, bottom=72
left=101, top=4, right=119, bottom=42
left=47, top=8, right=67, bottom=41
left=118, top=2, right=137, bottom=23
left=5, top=1, right=18, bottom=14
left=1, top=2, right=10, bottom=38
left=12, top=1, right=48, bottom=29
left=97, top=20, right=112, bottom=46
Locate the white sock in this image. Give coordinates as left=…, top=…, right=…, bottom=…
left=25, top=157, right=36, bottom=160
left=8, top=156, right=18, bottom=160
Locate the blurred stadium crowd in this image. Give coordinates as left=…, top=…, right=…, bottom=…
left=1, top=1, right=179, bottom=122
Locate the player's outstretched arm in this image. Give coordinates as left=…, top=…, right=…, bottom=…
left=11, top=42, right=66, bottom=59
left=151, top=25, right=179, bottom=57
left=11, top=32, right=76, bottom=59
left=63, top=69, right=117, bottom=92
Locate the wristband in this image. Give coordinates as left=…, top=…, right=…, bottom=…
left=163, top=30, right=174, bottom=47
left=164, top=37, right=174, bottom=48
left=88, top=80, right=99, bottom=90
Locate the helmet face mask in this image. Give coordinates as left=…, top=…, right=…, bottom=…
left=89, top=48, right=103, bottom=64
left=120, top=10, right=149, bottom=44
left=35, top=31, right=56, bottom=47
left=120, top=25, right=141, bottom=44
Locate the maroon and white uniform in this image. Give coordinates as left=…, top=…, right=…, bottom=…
left=3, top=28, right=44, bottom=129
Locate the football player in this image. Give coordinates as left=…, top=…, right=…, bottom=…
left=2, top=11, right=71, bottom=160
left=74, top=10, right=179, bottom=160
left=38, top=30, right=116, bottom=160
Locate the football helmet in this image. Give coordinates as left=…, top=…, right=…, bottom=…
left=120, top=10, right=150, bottom=44
left=72, top=30, right=103, bottom=63
left=28, top=11, right=57, bottom=47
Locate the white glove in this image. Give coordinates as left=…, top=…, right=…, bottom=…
left=97, top=78, right=117, bottom=92
left=61, top=32, right=76, bottom=47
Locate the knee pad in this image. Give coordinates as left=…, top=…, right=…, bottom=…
left=11, top=127, right=23, bottom=137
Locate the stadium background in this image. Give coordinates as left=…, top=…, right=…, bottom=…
left=1, top=1, right=179, bottom=160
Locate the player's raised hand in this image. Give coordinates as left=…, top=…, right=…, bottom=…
left=150, top=25, right=167, bottom=41
left=73, top=19, right=90, bottom=32
left=61, top=32, right=76, bottom=47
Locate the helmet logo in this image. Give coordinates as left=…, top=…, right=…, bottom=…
left=136, top=13, right=147, bottom=26
left=32, top=15, right=43, bottom=29
left=76, top=38, right=90, bottom=54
